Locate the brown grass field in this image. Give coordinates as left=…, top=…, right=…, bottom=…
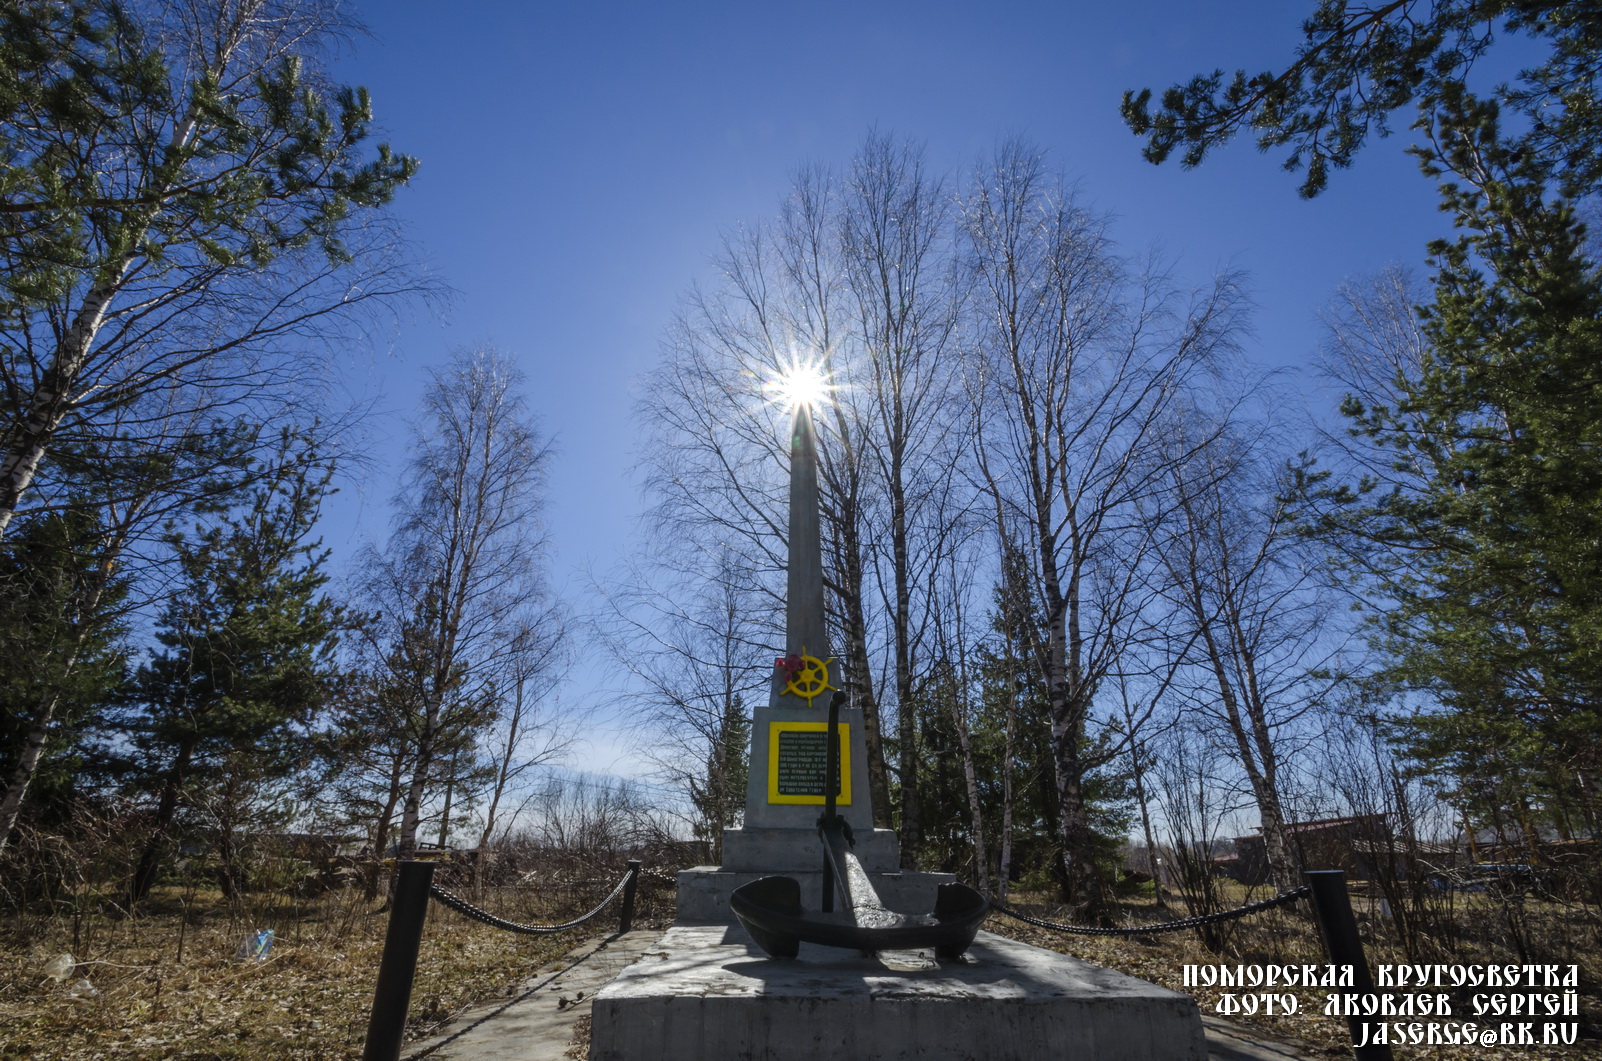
left=0, top=870, right=675, bottom=1061
left=985, top=880, right=1602, bottom=1060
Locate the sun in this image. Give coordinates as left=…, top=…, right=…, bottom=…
left=763, top=355, right=833, bottom=412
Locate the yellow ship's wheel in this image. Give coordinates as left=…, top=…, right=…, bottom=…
left=781, top=648, right=835, bottom=706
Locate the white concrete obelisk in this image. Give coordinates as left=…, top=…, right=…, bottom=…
left=720, top=398, right=899, bottom=871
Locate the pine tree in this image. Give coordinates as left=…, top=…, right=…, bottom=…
left=689, top=693, right=749, bottom=857
left=0, top=509, right=128, bottom=827
left=1308, top=91, right=1602, bottom=849
left=0, top=0, right=418, bottom=538
left=124, top=430, right=346, bottom=900
left=1122, top=1, right=1602, bottom=199
left=0, top=0, right=418, bottom=852
left=971, top=543, right=1065, bottom=890
left=0, top=419, right=259, bottom=852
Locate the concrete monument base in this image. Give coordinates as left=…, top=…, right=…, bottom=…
left=675, top=864, right=955, bottom=924
left=589, top=924, right=1207, bottom=1061
left=721, top=825, right=902, bottom=872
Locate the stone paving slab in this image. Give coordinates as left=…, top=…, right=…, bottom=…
left=1201, top=1015, right=1315, bottom=1061
left=395, top=926, right=1315, bottom=1061
left=591, top=925, right=1208, bottom=1061
left=398, top=929, right=664, bottom=1061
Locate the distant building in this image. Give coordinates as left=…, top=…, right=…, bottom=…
left=279, top=832, right=366, bottom=861
left=1215, top=814, right=1392, bottom=884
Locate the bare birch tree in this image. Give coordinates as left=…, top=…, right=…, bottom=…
left=359, top=347, right=556, bottom=865
left=1301, top=266, right=1436, bottom=594
left=962, top=139, right=1248, bottom=912
left=477, top=612, right=574, bottom=852
left=775, top=168, right=897, bottom=826
left=1150, top=719, right=1243, bottom=947
left=1115, top=673, right=1171, bottom=900
left=927, top=526, right=990, bottom=891
left=639, top=136, right=976, bottom=849
left=639, top=162, right=898, bottom=825
left=597, top=552, right=768, bottom=859
left=841, top=133, right=966, bottom=862
left=1150, top=423, right=1334, bottom=892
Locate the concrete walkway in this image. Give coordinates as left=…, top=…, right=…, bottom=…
left=1202, top=1016, right=1316, bottom=1061
left=400, top=929, right=665, bottom=1061
left=399, top=928, right=1315, bottom=1061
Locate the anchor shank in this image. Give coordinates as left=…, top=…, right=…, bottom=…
left=820, top=690, right=845, bottom=913
left=821, top=828, right=898, bottom=926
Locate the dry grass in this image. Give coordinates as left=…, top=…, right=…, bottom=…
left=984, top=882, right=1602, bottom=1060
left=0, top=872, right=672, bottom=1061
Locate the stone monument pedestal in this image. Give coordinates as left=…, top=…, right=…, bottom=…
left=679, top=825, right=956, bottom=924
left=675, top=865, right=956, bottom=924
left=721, top=825, right=902, bottom=873
left=589, top=925, right=1207, bottom=1061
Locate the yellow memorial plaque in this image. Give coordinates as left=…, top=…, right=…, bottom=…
left=767, top=721, right=851, bottom=805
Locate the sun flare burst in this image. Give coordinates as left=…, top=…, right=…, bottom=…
left=763, top=356, right=833, bottom=412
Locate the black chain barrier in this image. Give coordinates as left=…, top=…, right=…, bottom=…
left=988, top=884, right=1311, bottom=937
left=427, top=865, right=637, bottom=935
left=373, top=866, right=1390, bottom=1061
left=989, top=874, right=1394, bottom=1061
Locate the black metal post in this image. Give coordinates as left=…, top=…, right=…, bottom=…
left=363, top=860, right=436, bottom=1061
left=618, top=860, right=641, bottom=934
left=1305, top=869, right=1394, bottom=1061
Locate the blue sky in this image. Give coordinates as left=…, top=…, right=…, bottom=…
left=324, top=1, right=1473, bottom=778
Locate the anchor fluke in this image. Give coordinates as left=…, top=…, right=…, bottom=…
left=731, top=876, right=803, bottom=959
